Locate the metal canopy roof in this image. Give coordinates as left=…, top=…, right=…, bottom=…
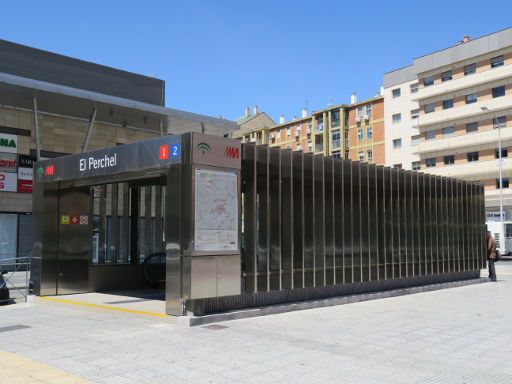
left=0, top=72, right=238, bottom=136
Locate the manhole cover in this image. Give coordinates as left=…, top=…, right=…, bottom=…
left=203, top=324, right=228, bottom=330
left=0, top=325, right=31, bottom=333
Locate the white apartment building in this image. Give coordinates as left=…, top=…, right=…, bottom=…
left=385, top=28, right=512, bottom=219
left=383, top=66, right=421, bottom=170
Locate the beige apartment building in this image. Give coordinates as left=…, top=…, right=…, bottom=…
left=232, top=105, right=276, bottom=144
left=384, top=28, right=512, bottom=219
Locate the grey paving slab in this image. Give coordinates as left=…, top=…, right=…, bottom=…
left=1, top=264, right=512, bottom=383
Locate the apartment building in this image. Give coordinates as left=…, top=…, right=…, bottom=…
left=383, top=66, right=421, bottom=170
left=267, top=95, right=385, bottom=164
left=346, top=96, right=385, bottom=163
left=232, top=105, right=276, bottom=144
left=384, top=28, right=512, bottom=219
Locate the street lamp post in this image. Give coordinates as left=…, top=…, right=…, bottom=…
left=481, top=106, right=504, bottom=222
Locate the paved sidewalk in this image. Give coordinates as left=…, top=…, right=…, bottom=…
left=1, top=263, right=512, bottom=383
left=0, top=351, right=91, bottom=384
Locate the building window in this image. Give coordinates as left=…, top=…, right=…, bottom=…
left=425, top=130, right=436, bottom=140
left=393, top=138, right=402, bottom=149
left=410, top=83, right=419, bottom=93
left=356, top=106, right=363, bottom=119
left=443, top=99, right=454, bottom=109
left=358, top=129, right=363, bottom=140
left=442, top=126, right=454, bottom=137
left=464, top=63, right=476, bottom=75
left=491, top=55, right=504, bottom=68
left=367, top=150, right=373, bottom=161
left=466, top=93, right=478, bottom=104
left=358, top=151, right=365, bottom=161
left=394, top=164, right=402, bottom=169
left=425, top=103, right=436, bottom=114
left=411, top=135, right=420, bottom=146
left=392, top=88, right=401, bottom=98
left=276, top=130, right=281, bottom=139
left=365, top=104, right=372, bottom=118
left=412, top=161, right=421, bottom=171
left=331, top=110, right=340, bottom=128
left=466, top=122, right=478, bottom=133
left=410, top=109, right=420, bottom=120
left=467, top=151, right=479, bottom=162
left=496, top=148, right=508, bottom=158
left=286, top=127, right=291, bottom=136
left=492, top=86, right=505, bottom=98
left=426, top=158, right=436, bottom=168
left=441, top=70, right=452, bottom=82
left=444, top=155, right=455, bottom=165
left=392, top=113, right=401, bottom=124
left=366, top=127, right=373, bottom=139
left=423, top=76, right=434, bottom=87
left=332, top=152, right=341, bottom=159
left=331, top=131, right=341, bottom=149
left=497, top=178, right=510, bottom=189
left=494, top=116, right=507, bottom=129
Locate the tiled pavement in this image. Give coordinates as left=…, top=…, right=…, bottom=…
left=1, top=263, right=512, bottom=383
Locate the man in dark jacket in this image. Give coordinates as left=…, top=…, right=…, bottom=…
left=486, top=231, right=497, bottom=282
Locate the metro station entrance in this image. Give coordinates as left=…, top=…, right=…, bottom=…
left=32, top=133, right=243, bottom=316
left=54, top=177, right=167, bottom=296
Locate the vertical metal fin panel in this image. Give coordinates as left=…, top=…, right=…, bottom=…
left=236, top=143, right=486, bottom=308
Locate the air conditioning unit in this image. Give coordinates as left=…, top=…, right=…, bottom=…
left=363, top=114, right=369, bottom=120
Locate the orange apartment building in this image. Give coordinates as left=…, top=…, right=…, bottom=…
left=266, top=95, right=385, bottom=164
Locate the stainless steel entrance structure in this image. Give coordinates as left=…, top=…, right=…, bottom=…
left=195, top=144, right=486, bottom=315
left=32, top=133, right=242, bottom=316
left=32, top=135, right=486, bottom=317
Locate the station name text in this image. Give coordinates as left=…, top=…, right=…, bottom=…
left=79, top=153, right=117, bottom=172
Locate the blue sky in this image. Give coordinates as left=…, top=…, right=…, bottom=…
left=1, top=1, right=511, bottom=122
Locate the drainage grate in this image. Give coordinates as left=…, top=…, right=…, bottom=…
left=0, top=325, right=31, bottom=333
left=202, top=324, right=228, bottom=330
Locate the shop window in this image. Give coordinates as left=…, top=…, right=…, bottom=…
left=0, top=213, right=18, bottom=264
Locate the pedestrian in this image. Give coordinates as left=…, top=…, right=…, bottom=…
left=486, top=231, right=497, bottom=282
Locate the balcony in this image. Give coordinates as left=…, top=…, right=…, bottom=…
left=421, top=157, right=512, bottom=180
left=331, top=139, right=341, bottom=149
left=414, top=63, right=512, bottom=102
left=419, top=94, right=512, bottom=128
left=418, top=126, right=512, bottom=155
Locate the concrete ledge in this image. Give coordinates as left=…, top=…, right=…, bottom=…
left=179, top=277, right=490, bottom=327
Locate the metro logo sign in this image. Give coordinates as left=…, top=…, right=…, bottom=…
left=37, top=165, right=55, bottom=177
left=224, top=146, right=240, bottom=159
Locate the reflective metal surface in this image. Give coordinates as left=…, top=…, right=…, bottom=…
left=56, top=188, right=91, bottom=295
left=240, top=145, right=486, bottom=304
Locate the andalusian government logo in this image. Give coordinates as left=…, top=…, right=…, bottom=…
left=196, top=142, right=211, bottom=154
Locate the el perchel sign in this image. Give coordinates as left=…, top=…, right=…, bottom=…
left=34, top=135, right=182, bottom=183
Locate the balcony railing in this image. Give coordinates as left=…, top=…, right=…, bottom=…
left=315, top=144, right=324, bottom=152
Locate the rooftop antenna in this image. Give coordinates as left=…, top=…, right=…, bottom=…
left=328, top=98, right=333, bottom=107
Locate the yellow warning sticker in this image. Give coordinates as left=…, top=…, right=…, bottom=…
left=61, top=215, right=70, bottom=225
